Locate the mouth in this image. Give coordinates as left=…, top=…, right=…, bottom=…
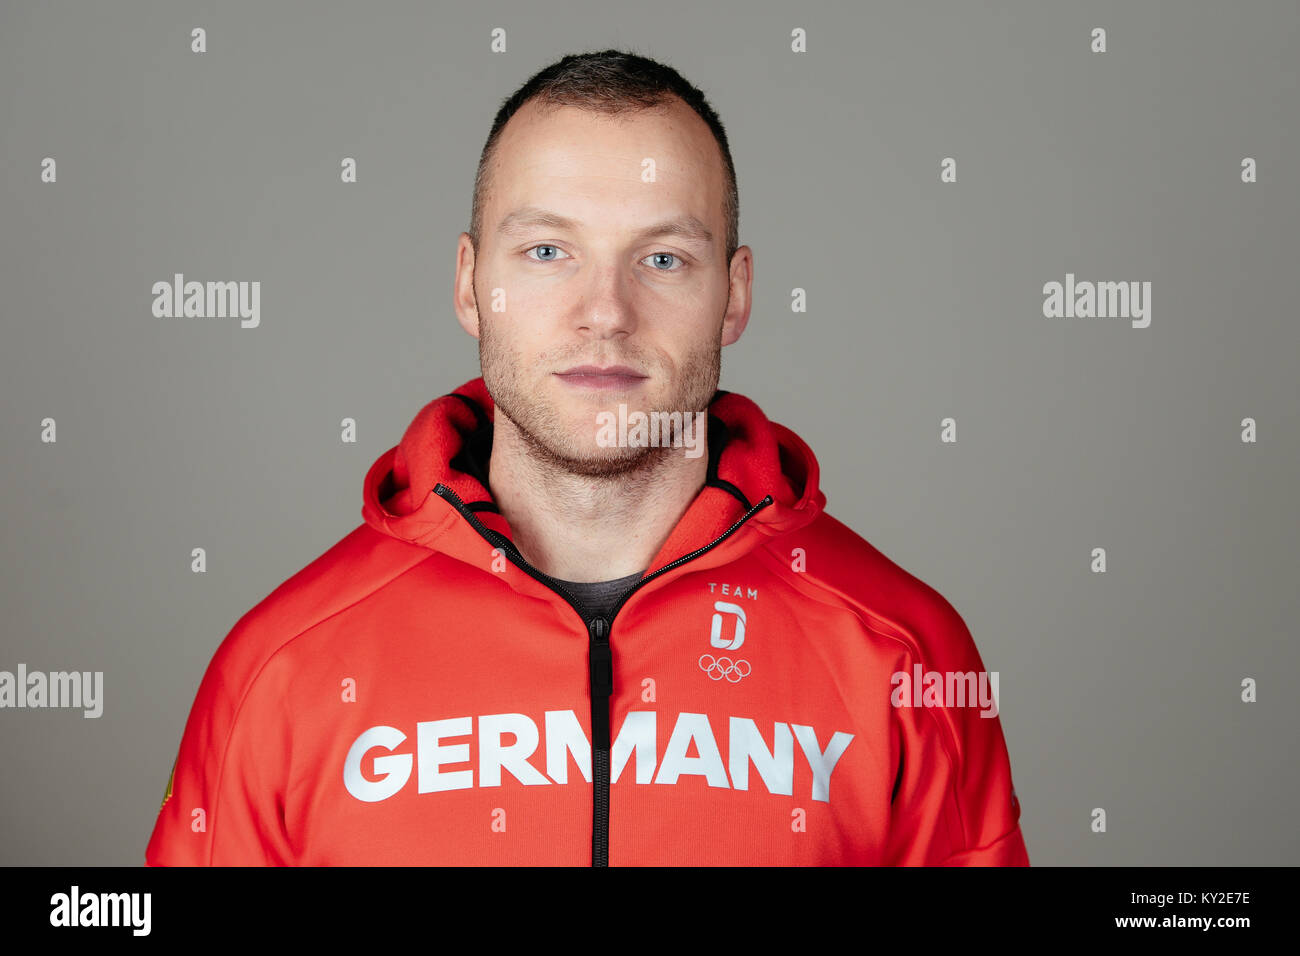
left=553, top=365, right=649, bottom=390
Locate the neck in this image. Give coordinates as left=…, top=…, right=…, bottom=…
left=487, top=413, right=709, bottom=583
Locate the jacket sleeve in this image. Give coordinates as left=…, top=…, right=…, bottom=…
left=145, top=620, right=296, bottom=866
left=880, top=609, right=1029, bottom=866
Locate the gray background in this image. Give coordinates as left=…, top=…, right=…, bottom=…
left=1, top=0, right=1296, bottom=865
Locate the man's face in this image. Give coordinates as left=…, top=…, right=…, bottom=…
left=455, top=95, right=751, bottom=478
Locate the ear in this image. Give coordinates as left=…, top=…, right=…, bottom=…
left=453, top=232, right=480, bottom=339
left=721, top=245, right=753, bottom=346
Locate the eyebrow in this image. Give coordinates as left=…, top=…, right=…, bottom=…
left=496, top=205, right=714, bottom=247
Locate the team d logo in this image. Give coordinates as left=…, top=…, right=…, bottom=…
left=701, top=602, right=750, bottom=682
left=710, top=602, right=745, bottom=649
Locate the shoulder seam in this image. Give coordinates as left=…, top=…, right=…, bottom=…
left=206, top=547, right=438, bottom=864
left=752, top=538, right=972, bottom=853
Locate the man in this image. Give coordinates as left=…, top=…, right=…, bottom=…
left=146, top=50, right=1028, bottom=866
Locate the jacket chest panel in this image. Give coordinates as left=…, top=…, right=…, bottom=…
left=279, top=577, right=891, bottom=863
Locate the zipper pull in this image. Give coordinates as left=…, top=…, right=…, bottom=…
left=587, top=617, right=612, bottom=750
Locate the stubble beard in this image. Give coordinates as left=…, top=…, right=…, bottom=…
left=477, top=300, right=723, bottom=481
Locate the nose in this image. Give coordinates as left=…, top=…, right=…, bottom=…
left=575, top=261, right=637, bottom=339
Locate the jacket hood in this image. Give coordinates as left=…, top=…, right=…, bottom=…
left=361, top=376, right=826, bottom=580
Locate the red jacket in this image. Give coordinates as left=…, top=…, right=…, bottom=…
left=146, top=377, right=1029, bottom=865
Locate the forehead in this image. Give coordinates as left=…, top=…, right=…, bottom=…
left=485, top=97, right=727, bottom=237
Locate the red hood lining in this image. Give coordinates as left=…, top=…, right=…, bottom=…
left=362, top=376, right=825, bottom=555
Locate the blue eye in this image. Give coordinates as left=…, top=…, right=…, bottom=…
left=645, top=252, right=682, bottom=271
left=525, top=245, right=568, bottom=262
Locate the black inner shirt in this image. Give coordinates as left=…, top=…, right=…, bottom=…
left=548, top=569, right=646, bottom=622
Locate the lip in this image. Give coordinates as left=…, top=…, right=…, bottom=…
left=553, top=365, right=649, bottom=391
left=556, top=365, right=648, bottom=378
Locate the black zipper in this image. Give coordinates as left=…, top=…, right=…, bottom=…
left=433, top=482, right=773, bottom=866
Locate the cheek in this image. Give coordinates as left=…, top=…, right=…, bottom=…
left=496, top=280, right=565, bottom=333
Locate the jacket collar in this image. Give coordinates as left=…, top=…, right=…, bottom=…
left=362, top=376, right=825, bottom=585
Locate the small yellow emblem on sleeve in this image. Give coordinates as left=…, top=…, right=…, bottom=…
left=160, top=758, right=176, bottom=810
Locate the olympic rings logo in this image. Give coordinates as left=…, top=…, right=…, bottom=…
left=698, top=653, right=751, bottom=683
